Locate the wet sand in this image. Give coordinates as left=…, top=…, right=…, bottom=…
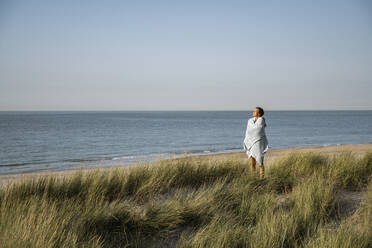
left=1, top=144, right=371, bottom=187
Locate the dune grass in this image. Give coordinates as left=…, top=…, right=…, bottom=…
left=0, top=151, right=371, bottom=247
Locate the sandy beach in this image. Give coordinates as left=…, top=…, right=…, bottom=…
left=1, top=143, right=371, bottom=187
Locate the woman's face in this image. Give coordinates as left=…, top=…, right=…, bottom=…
left=253, top=108, right=260, bottom=117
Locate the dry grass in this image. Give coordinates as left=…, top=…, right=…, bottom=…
left=0, top=151, right=372, bottom=247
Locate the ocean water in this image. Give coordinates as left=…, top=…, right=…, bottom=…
left=0, top=111, right=371, bottom=174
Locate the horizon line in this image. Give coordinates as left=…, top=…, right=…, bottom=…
left=1, top=109, right=372, bottom=112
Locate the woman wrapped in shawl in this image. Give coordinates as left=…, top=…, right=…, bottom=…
left=243, top=107, right=268, bottom=179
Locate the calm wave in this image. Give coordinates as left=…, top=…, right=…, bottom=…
left=0, top=111, right=371, bottom=174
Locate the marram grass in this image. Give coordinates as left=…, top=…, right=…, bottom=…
left=0, top=151, right=371, bottom=247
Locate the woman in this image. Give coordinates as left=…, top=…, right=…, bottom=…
left=243, top=107, right=268, bottom=179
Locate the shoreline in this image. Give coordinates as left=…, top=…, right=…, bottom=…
left=1, top=143, right=372, bottom=187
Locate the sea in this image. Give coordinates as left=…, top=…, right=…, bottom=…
left=0, top=111, right=371, bottom=175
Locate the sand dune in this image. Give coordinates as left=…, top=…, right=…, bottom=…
left=1, top=143, right=371, bottom=187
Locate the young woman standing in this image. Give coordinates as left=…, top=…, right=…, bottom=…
left=243, top=107, right=268, bottom=179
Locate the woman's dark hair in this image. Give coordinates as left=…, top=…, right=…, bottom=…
left=256, top=107, right=264, bottom=117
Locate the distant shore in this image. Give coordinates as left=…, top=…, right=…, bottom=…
left=1, top=143, right=371, bottom=187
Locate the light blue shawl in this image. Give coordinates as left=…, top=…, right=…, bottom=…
left=243, top=117, right=269, bottom=164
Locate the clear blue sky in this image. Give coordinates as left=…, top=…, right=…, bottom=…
left=1, top=0, right=371, bottom=111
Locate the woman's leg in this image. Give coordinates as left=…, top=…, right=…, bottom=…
left=249, top=156, right=256, bottom=175
left=258, top=157, right=264, bottom=179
